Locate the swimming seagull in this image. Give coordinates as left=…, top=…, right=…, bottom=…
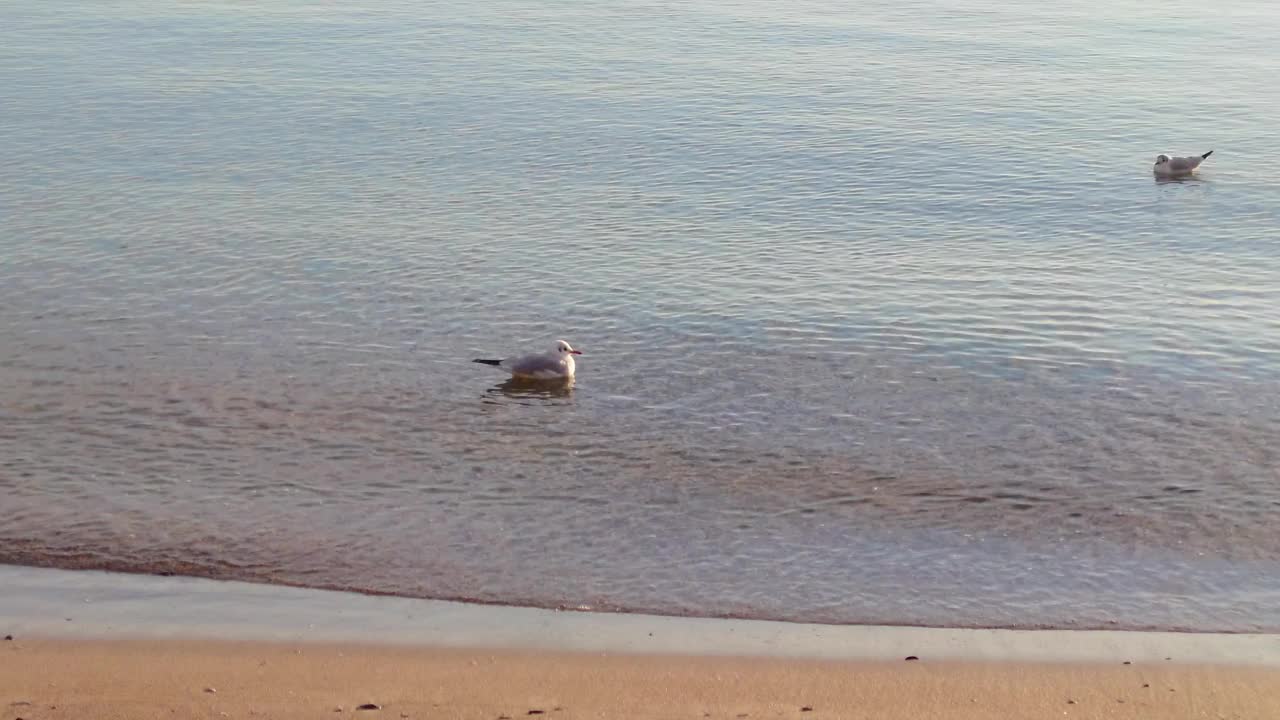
left=472, top=339, right=582, bottom=380
left=1153, top=150, right=1213, bottom=177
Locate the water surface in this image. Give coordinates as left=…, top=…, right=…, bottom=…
left=2, top=0, right=1280, bottom=630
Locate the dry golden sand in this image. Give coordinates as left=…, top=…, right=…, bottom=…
left=2, top=637, right=1279, bottom=720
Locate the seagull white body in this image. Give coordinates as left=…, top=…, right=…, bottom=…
left=473, top=340, right=581, bottom=380
left=1153, top=150, right=1213, bottom=177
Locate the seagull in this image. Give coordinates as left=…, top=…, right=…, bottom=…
left=472, top=339, right=582, bottom=380
left=1153, top=150, right=1213, bottom=177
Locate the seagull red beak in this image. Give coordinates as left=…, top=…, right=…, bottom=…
left=570, top=350, right=582, bottom=355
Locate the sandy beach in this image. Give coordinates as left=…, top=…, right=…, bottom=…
left=3, top=567, right=1280, bottom=719
left=3, top=636, right=1280, bottom=720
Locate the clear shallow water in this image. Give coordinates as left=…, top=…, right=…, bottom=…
left=2, top=0, right=1280, bottom=631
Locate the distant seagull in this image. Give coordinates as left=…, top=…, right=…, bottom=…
left=473, top=339, right=582, bottom=380
left=1153, top=150, right=1213, bottom=177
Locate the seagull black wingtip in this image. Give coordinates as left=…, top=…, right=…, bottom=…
left=1201, top=150, right=1214, bottom=159
left=472, top=359, right=502, bottom=366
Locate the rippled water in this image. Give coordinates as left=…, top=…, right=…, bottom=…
left=3, top=0, right=1280, bottom=631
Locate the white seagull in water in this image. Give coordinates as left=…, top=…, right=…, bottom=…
left=1153, top=150, right=1213, bottom=177
left=472, top=339, right=582, bottom=380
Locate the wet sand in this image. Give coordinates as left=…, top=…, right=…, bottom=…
left=3, top=566, right=1280, bottom=719
left=6, top=566, right=1280, bottom=663
left=3, top=637, right=1280, bottom=720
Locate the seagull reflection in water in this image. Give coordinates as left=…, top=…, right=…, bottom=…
left=483, top=376, right=575, bottom=404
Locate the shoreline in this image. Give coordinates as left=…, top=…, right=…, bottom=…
left=3, top=564, right=1279, bottom=665
left=4, top=565, right=1280, bottom=719
left=1, top=557, right=1274, bottom=636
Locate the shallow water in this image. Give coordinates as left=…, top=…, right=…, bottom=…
left=2, top=0, right=1280, bottom=630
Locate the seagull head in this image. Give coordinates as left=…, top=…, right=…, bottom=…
left=1154, top=154, right=1171, bottom=165
left=556, top=339, right=582, bottom=356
